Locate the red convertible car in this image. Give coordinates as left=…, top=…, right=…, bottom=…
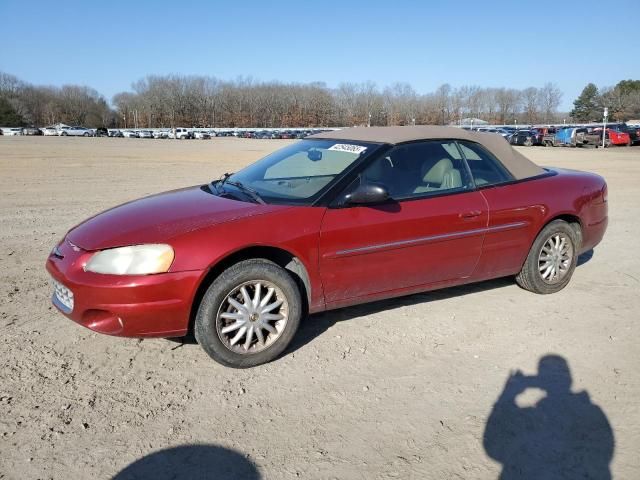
left=47, top=126, right=608, bottom=367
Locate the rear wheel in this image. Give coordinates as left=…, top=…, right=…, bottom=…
left=195, top=259, right=302, bottom=368
left=516, top=220, right=579, bottom=294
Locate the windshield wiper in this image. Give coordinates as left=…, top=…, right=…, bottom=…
left=224, top=180, right=266, bottom=204
left=209, top=173, right=265, bottom=204
left=210, top=172, right=232, bottom=193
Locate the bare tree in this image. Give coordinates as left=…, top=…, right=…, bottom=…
left=539, top=83, right=563, bottom=123
left=521, top=87, right=540, bottom=124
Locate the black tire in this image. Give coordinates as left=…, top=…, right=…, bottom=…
left=194, top=259, right=302, bottom=368
left=61, top=132, right=67, bottom=136
left=524, top=137, right=533, bottom=147
left=83, top=132, right=89, bottom=137
left=515, top=220, right=579, bottom=294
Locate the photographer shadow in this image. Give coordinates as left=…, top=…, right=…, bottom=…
left=483, top=354, right=614, bottom=479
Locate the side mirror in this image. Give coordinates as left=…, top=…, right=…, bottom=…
left=345, top=183, right=390, bottom=205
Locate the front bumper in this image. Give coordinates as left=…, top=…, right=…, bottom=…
left=46, top=239, right=203, bottom=338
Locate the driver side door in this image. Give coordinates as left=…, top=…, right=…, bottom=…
left=318, top=140, right=488, bottom=307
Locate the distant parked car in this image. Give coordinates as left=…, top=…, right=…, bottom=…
left=600, top=128, right=631, bottom=147
left=59, top=126, right=93, bottom=137
left=509, top=130, right=535, bottom=146
left=121, top=130, right=139, bottom=138
left=138, top=130, right=153, bottom=139
left=168, top=128, right=191, bottom=139
left=153, top=130, right=169, bottom=139
left=572, top=128, right=603, bottom=148
left=540, top=127, right=558, bottom=146
left=22, top=126, right=42, bottom=136
left=109, top=129, right=124, bottom=138
left=95, top=127, right=109, bottom=137
left=607, top=124, right=637, bottom=146
left=192, top=131, right=211, bottom=140
left=623, top=124, right=640, bottom=145
left=529, top=128, right=546, bottom=145
left=2, top=127, right=23, bottom=136
left=553, top=127, right=580, bottom=147
left=41, top=126, right=59, bottom=136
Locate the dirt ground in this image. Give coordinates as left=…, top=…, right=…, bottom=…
left=0, top=136, right=639, bottom=479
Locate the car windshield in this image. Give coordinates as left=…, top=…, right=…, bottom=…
left=218, top=139, right=379, bottom=205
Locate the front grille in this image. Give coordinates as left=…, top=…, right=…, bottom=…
left=52, top=279, right=74, bottom=313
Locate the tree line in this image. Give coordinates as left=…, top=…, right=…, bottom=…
left=2, top=69, right=634, bottom=129
left=570, top=80, right=640, bottom=122
left=0, top=72, right=112, bottom=128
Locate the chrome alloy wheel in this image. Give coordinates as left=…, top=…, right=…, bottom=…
left=538, top=233, right=573, bottom=284
left=215, top=281, right=288, bottom=354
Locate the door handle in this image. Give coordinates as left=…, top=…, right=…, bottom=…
left=459, top=210, right=482, bottom=219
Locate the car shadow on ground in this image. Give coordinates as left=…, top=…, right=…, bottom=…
left=112, top=444, right=260, bottom=480
left=483, top=354, right=614, bottom=479
left=169, top=250, right=595, bottom=354
left=577, top=248, right=594, bottom=266
left=287, top=249, right=595, bottom=356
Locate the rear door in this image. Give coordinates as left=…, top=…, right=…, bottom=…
left=319, top=140, right=488, bottom=305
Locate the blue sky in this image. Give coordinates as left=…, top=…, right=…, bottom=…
left=1, top=0, right=638, bottom=110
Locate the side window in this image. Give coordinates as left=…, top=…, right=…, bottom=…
left=359, top=140, right=472, bottom=200
left=457, top=141, right=513, bottom=186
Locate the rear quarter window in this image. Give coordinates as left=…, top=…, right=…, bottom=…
left=457, top=141, right=513, bottom=186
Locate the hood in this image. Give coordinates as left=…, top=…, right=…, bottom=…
left=67, top=186, right=286, bottom=251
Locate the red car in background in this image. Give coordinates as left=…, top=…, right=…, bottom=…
left=610, top=123, right=639, bottom=145
left=46, top=126, right=608, bottom=368
left=603, top=128, right=631, bottom=147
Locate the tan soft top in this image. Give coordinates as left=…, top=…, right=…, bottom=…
left=311, top=126, right=545, bottom=180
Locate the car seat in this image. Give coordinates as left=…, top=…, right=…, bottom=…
left=414, top=158, right=462, bottom=193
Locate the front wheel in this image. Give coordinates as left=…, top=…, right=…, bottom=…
left=516, top=220, right=579, bottom=294
left=195, top=259, right=302, bottom=368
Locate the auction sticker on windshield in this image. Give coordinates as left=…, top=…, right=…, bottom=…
left=328, top=144, right=368, bottom=154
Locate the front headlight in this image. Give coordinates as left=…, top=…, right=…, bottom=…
left=84, top=244, right=174, bottom=275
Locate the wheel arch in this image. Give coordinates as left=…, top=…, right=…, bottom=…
left=540, top=213, right=583, bottom=248
left=187, top=245, right=312, bottom=336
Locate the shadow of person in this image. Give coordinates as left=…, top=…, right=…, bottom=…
left=112, top=444, right=260, bottom=480
left=483, top=355, right=614, bottom=479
